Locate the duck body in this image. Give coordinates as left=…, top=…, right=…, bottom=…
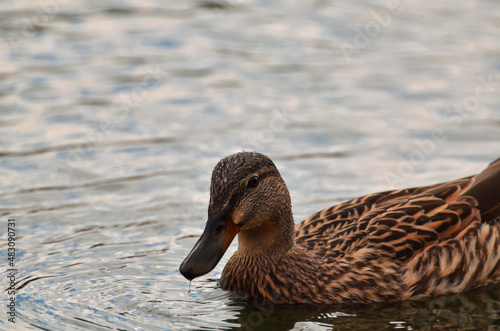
left=180, top=152, right=500, bottom=305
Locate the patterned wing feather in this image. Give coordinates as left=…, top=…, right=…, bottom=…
left=294, top=158, right=500, bottom=301
left=295, top=177, right=478, bottom=261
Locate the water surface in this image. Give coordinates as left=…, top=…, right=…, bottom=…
left=1, top=0, right=500, bottom=330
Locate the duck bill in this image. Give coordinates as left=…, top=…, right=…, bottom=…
left=180, top=212, right=240, bottom=281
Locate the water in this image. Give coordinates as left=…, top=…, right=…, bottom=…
left=1, top=0, right=500, bottom=329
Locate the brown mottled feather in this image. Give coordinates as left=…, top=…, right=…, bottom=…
left=218, top=155, right=500, bottom=305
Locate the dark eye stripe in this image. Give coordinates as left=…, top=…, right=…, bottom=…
left=255, top=169, right=276, bottom=181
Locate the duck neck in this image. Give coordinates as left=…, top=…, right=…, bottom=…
left=236, top=210, right=295, bottom=262
left=223, top=223, right=325, bottom=304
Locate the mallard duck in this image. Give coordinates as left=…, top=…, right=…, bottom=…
left=180, top=152, right=500, bottom=305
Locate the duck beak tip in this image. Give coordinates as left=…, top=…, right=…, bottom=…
left=179, top=212, right=239, bottom=281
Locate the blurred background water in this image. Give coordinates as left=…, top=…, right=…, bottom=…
left=0, top=0, right=500, bottom=330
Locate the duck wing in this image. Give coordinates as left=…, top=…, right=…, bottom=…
left=295, top=177, right=476, bottom=259
left=295, top=158, right=500, bottom=299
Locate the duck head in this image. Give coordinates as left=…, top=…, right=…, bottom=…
left=179, top=151, right=293, bottom=281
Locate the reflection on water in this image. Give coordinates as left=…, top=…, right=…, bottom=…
left=1, top=0, right=500, bottom=330
left=178, top=282, right=500, bottom=330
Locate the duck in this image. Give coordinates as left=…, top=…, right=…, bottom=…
left=180, top=152, right=500, bottom=305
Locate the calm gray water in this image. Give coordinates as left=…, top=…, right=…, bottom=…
left=1, top=0, right=500, bottom=330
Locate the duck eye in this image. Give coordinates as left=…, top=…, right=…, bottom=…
left=247, top=176, right=259, bottom=188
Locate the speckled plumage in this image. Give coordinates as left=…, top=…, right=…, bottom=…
left=181, top=153, right=500, bottom=305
